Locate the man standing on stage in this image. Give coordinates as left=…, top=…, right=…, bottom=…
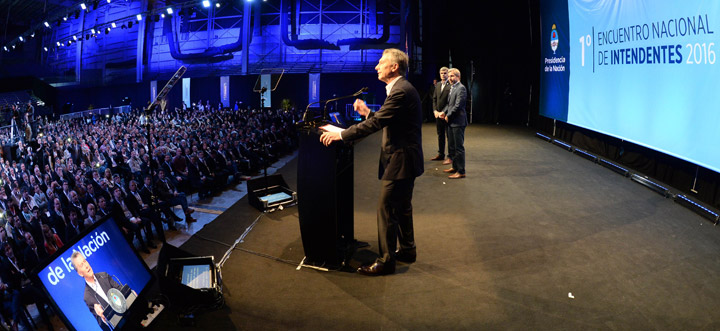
left=320, top=48, right=424, bottom=276
left=431, top=67, right=451, bottom=163
left=441, top=68, right=467, bottom=179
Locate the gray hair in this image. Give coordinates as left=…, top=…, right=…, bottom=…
left=448, top=68, right=461, bottom=79
left=383, top=48, right=409, bottom=75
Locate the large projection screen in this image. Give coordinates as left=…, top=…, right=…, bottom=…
left=539, top=0, right=720, bottom=173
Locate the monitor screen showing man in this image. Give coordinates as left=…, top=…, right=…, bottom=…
left=32, top=217, right=153, bottom=331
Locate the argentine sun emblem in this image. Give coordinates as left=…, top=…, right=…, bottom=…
left=550, top=24, right=559, bottom=54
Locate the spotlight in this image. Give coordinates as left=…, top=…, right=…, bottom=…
left=111, top=22, right=116, bottom=28
left=105, top=27, right=110, bottom=34
left=18, top=36, right=23, bottom=42
left=136, top=14, right=143, bottom=21
left=57, top=41, right=61, bottom=46
left=73, top=35, right=78, bottom=40
left=68, top=40, right=72, bottom=45
left=166, top=7, right=173, bottom=15
left=30, top=32, right=35, bottom=38
left=91, top=28, right=96, bottom=34
left=3, top=46, right=7, bottom=51
left=128, top=21, right=133, bottom=28
left=216, top=2, right=221, bottom=7
left=161, top=13, right=165, bottom=18
left=121, top=24, right=127, bottom=29
left=107, top=0, right=111, bottom=3
left=44, top=47, right=48, bottom=51
left=93, top=1, right=99, bottom=10
left=44, top=21, right=50, bottom=28
left=75, top=11, right=80, bottom=19
left=203, top=0, right=210, bottom=7
left=80, top=3, right=87, bottom=10
left=11, top=45, right=15, bottom=49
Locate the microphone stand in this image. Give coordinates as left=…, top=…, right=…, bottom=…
left=322, top=87, right=368, bottom=121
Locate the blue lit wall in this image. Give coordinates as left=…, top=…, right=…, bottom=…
left=36, top=0, right=405, bottom=85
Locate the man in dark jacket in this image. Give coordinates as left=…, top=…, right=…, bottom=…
left=320, top=48, right=423, bottom=275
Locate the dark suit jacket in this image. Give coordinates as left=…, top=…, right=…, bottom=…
left=82, top=272, right=123, bottom=330
left=444, top=82, right=468, bottom=127
left=23, top=244, right=49, bottom=272
left=341, top=77, right=424, bottom=180
left=432, top=80, right=451, bottom=112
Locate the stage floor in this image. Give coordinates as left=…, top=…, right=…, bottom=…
left=150, top=123, right=720, bottom=330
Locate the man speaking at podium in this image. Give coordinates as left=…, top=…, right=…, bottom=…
left=320, top=48, right=424, bottom=276
left=71, top=251, right=130, bottom=330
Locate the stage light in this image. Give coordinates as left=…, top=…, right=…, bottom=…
left=11, top=45, right=14, bottom=49
left=91, top=28, right=96, bottom=34
left=105, top=27, right=110, bottom=34
left=75, top=11, right=80, bottom=19
left=3, top=46, right=7, bottom=51
left=167, top=7, right=173, bottom=15
left=573, top=148, right=598, bottom=163
left=161, top=13, right=165, bottom=18
left=30, top=32, right=35, bottom=38
left=63, top=16, right=68, bottom=21
left=18, top=36, right=23, bottom=42
left=535, top=132, right=552, bottom=142
left=68, top=40, right=72, bottom=45
left=80, top=3, right=87, bottom=10
left=92, top=1, right=99, bottom=10
left=203, top=0, right=211, bottom=7
left=216, top=2, right=221, bottom=7
left=111, top=22, right=116, bottom=28
left=44, top=21, right=50, bottom=28
left=675, top=195, right=719, bottom=224
left=598, top=159, right=630, bottom=177
left=551, top=139, right=572, bottom=151
left=136, top=14, right=143, bottom=21
left=57, top=41, right=61, bottom=46
left=128, top=21, right=133, bottom=28
left=630, top=174, right=669, bottom=197
left=44, top=47, right=48, bottom=51
left=73, top=35, right=78, bottom=40
left=107, top=0, right=111, bottom=3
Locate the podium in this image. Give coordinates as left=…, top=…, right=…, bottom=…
left=103, top=284, right=137, bottom=328
left=297, top=123, right=355, bottom=268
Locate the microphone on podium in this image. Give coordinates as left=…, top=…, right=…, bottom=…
left=323, top=87, right=369, bottom=120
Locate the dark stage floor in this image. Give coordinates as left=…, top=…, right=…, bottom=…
left=150, top=123, right=720, bottom=330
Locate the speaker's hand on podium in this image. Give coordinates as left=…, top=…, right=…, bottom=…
left=320, top=130, right=342, bottom=147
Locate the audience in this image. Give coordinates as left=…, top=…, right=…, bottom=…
left=0, top=103, right=300, bottom=328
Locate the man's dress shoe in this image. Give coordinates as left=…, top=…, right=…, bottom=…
left=443, top=168, right=456, bottom=173
left=430, top=155, right=444, bottom=161
left=357, top=261, right=396, bottom=276
left=448, top=173, right=466, bottom=179
left=442, top=158, right=452, bottom=165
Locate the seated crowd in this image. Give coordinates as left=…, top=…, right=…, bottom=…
left=0, top=104, right=300, bottom=330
